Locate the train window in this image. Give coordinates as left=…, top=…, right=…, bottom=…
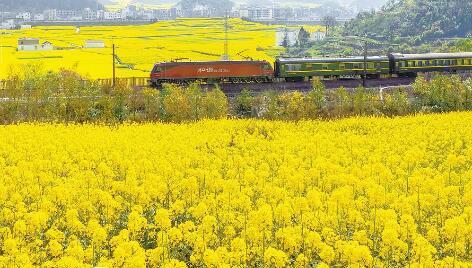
left=439, top=60, right=445, bottom=65
left=263, top=64, right=272, bottom=70
left=322, top=64, right=329, bottom=70
left=340, top=64, right=346, bottom=70
left=411, top=61, right=416, bottom=67
left=445, top=60, right=451, bottom=65
left=432, top=60, right=437, bottom=66
left=404, top=61, right=409, bottom=68
left=418, top=61, right=423, bottom=67
left=287, top=64, right=302, bottom=71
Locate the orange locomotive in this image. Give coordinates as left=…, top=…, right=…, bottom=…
left=150, top=60, right=274, bottom=86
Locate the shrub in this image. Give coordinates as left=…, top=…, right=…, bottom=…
left=2, top=68, right=472, bottom=124
left=235, top=89, right=254, bottom=117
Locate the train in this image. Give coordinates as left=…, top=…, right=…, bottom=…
left=149, top=52, right=472, bottom=86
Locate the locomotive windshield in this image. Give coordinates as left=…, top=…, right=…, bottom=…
left=152, top=65, right=162, bottom=72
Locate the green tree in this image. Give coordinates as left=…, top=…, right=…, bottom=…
left=297, top=27, right=311, bottom=47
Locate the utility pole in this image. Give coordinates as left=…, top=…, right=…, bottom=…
left=363, top=38, right=368, bottom=87
left=1, top=9, right=3, bottom=78
left=112, top=44, right=116, bottom=88
left=222, top=11, right=229, bottom=61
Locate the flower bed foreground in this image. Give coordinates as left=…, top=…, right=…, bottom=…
left=0, top=114, right=471, bottom=267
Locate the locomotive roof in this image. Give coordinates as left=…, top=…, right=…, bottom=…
left=390, top=52, right=472, bottom=60
left=155, top=60, right=270, bottom=65
left=276, top=56, right=389, bottom=63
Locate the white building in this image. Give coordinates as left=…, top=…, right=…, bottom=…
left=240, top=6, right=273, bottom=20
left=34, top=14, right=45, bottom=21
left=85, top=40, right=105, bottom=48
left=56, top=10, right=81, bottom=20
left=192, top=4, right=211, bottom=17
left=122, top=5, right=138, bottom=19
left=41, top=41, right=54, bottom=51
left=83, top=8, right=97, bottom=20
left=276, top=29, right=298, bottom=47
left=18, top=38, right=40, bottom=51
left=17, top=38, right=54, bottom=51
left=1, top=19, right=16, bottom=30
left=43, top=9, right=82, bottom=20
left=153, top=8, right=176, bottom=20
left=43, top=9, right=57, bottom=20
left=103, top=11, right=122, bottom=20
left=16, top=12, right=31, bottom=21
left=310, top=30, right=326, bottom=41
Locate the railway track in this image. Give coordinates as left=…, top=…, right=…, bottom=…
left=194, top=77, right=417, bottom=96
left=0, top=77, right=417, bottom=101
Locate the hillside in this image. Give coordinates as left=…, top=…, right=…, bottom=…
left=343, top=0, right=472, bottom=44
left=0, top=0, right=103, bottom=11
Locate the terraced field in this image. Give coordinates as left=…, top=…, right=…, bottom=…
left=0, top=18, right=283, bottom=79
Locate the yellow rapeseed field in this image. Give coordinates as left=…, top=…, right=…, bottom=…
left=1, top=113, right=471, bottom=267
left=0, top=19, right=285, bottom=80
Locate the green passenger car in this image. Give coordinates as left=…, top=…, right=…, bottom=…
left=389, top=53, right=472, bottom=76
left=275, top=56, right=390, bottom=81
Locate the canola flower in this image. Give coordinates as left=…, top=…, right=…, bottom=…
left=0, top=113, right=471, bottom=267
left=0, top=18, right=290, bottom=79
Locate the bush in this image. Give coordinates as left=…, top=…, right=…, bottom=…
left=330, top=87, right=351, bottom=118
left=0, top=67, right=232, bottom=124
left=2, top=68, right=472, bottom=124
left=381, top=88, right=410, bottom=116
left=235, top=89, right=254, bottom=117
left=305, top=78, right=326, bottom=118
left=413, top=75, right=472, bottom=112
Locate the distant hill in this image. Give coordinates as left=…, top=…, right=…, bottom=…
left=0, top=0, right=103, bottom=11
left=343, top=0, right=472, bottom=43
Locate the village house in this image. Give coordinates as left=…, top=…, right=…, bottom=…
left=41, top=41, right=54, bottom=51
left=84, top=40, right=105, bottom=48
left=17, top=38, right=54, bottom=51
left=18, top=38, right=40, bottom=51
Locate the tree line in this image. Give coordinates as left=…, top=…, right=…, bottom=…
left=343, top=0, right=472, bottom=44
